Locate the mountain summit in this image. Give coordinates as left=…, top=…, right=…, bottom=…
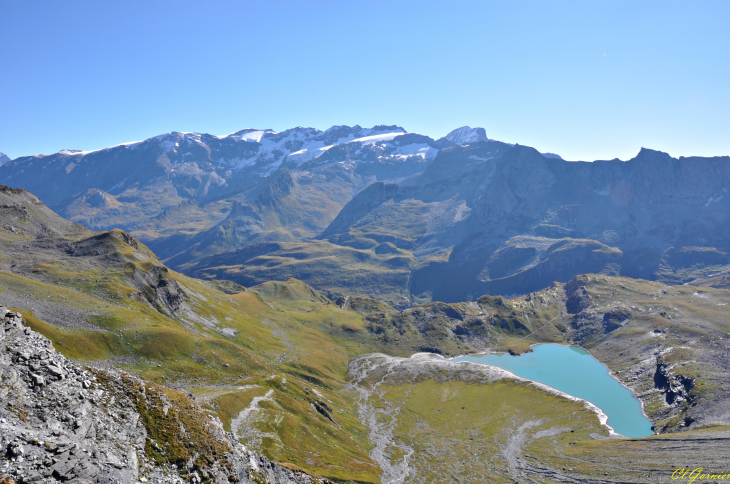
left=0, top=152, right=10, bottom=166
left=444, top=126, right=488, bottom=144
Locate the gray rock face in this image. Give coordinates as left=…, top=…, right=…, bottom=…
left=442, top=126, right=488, bottom=145
left=0, top=307, right=331, bottom=484
left=0, top=185, right=89, bottom=240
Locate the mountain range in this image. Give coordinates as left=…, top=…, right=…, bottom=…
left=3, top=125, right=728, bottom=308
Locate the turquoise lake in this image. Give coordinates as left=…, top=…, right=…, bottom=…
left=452, top=344, right=653, bottom=438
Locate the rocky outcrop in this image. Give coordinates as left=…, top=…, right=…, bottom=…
left=0, top=307, right=331, bottom=484
left=65, top=230, right=191, bottom=321
left=131, top=265, right=188, bottom=319
left=601, top=310, right=630, bottom=332
left=564, top=276, right=593, bottom=314
left=561, top=276, right=635, bottom=344
left=0, top=185, right=89, bottom=239
left=654, top=356, right=696, bottom=407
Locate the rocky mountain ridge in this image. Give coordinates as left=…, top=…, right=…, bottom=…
left=0, top=125, right=443, bottom=209
left=319, top=144, right=730, bottom=302
left=2, top=128, right=730, bottom=306
left=0, top=125, right=460, bottom=276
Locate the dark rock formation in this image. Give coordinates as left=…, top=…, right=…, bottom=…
left=602, top=310, right=630, bottom=332
left=654, top=356, right=696, bottom=406
left=565, top=277, right=593, bottom=314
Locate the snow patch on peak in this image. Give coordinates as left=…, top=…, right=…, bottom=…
left=0, top=152, right=9, bottom=166
left=287, top=144, right=336, bottom=165
left=349, top=131, right=406, bottom=146
left=394, top=143, right=438, bottom=161
left=152, top=132, right=187, bottom=152
left=445, top=126, right=488, bottom=144
left=55, top=139, right=145, bottom=157
left=224, top=129, right=275, bottom=142
left=147, top=132, right=215, bottom=155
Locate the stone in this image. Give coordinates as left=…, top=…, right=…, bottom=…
left=8, top=442, right=24, bottom=457
left=51, top=454, right=78, bottom=480
left=31, top=373, right=45, bottom=387
left=23, top=472, right=42, bottom=482
left=46, top=365, right=65, bottom=379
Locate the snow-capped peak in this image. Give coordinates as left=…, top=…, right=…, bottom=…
left=9, top=125, right=436, bottom=181
left=0, top=152, right=10, bottom=166
left=445, top=126, right=488, bottom=144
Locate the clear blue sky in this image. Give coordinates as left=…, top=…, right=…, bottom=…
left=1, top=0, right=728, bottom=161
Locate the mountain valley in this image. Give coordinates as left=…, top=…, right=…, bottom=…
left=0, top=182, right=729, bottom=482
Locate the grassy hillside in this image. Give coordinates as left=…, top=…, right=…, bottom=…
left=2, top=273, right=382, bottom=481
left=187, top=239, right=415, bottom=307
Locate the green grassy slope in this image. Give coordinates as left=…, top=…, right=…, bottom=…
left=2, top=270, right=382, bottom=482
left=188, top=239, right=415, bottom=307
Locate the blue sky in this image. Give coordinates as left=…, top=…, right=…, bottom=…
left=1, top=0, right=728, bottom=161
